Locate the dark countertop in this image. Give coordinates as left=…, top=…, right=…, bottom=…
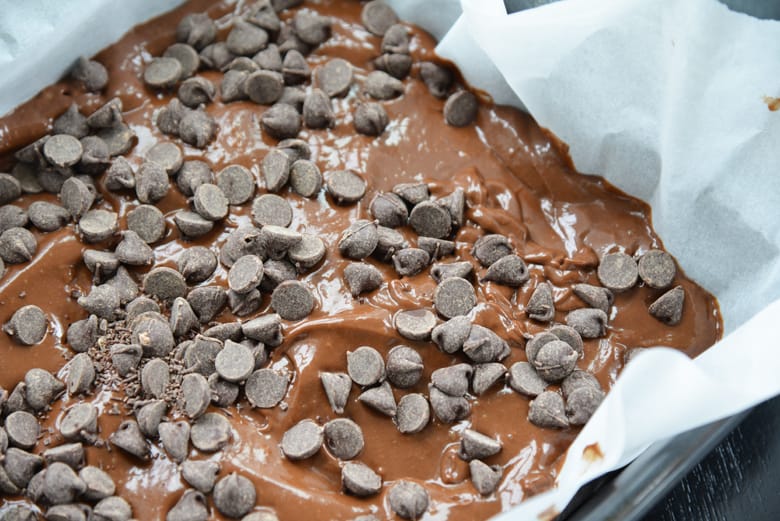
left=643, top=395, right=780, bottom=521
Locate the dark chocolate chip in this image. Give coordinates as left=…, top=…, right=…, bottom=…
left=373, top=225, right=407, bottom=262
left=526, top=281, right=555, bottom=322
left=43, top=134, right=82, bottom=168
left=135, top=161, right=170, bottom=204
left=181, top=373, right=211, bottom=419
left=281, top=49, right=310, bottom=85
left=221, top=69, right=249, bottom=102
left=434, top=277, right=476, bottom=319
left=109, top=420, right=150, bottom=460
left=167, top=489, right=209, bottom=521
left=244, top=70, right=284, bottom=104
left=262, top=148, right=292, bottom=193
left=87, top=98, right=123, bottom=129
left=215, top=340, right=255, bottom=382
left=549, top=324, right=584, bottom=356
left=181, top=459, right=220, bottom=493
left=144, top=57, right=182, bottom=89
left=110, top=344, right=142, bottom=378
left=210, top=368, right=242, bottom=405
left=200, top=42, right=236, bottom=71
left=251, top=194, right=292, bottom=227
left=381, top=24, right=410, bottom=54
left=104, top=157, right=136, bottom=191
left=179, top=109, right=217, bottom=148
left=561, top=369, right=601, bottom=399
left=253, top=43, right=283, bottom=71
left=370, top=192, right=407, bottom=228
left=431, top=315, right=471, bottom=354
left=320, top=372, right=351, bottom=414
left=361, top=1, right=399, bottom=36
left=80, top=466, right=116, bottom=501
left=566, top=385, right=605, bottom=425
left=144, top=267, right=187, bottom=303
left=344, top=262, right=383, bottom=297
left=572, top=283, right=613, bottom=314
left=289, top=159, right=322, bottom=197
left=386, top=345, right=423, bottom=389
left=193, top=183, right=229, bottom=221
left=0, top=205, right=28, bottom=234
left=43, top=442, right=85, bottom=469
left=328, top=170, right=367, bottom=205
left=388, top=480, right=429, bottom=520
left=115, top=230, right=154, bottom=266
left=532, top=340, right=578, bottom=383
left=82, top=250, right=119, bottom=282
left=648, top=285, right=685, bottom=325
left=176, top=13, right=217, bottom=50
left=482, top=254, right=529, bottom=287
left=213, top=473, right=256, bottom=519
left=43, top=461, right=87, bottom=504
left=462, top=325, right=509, bottom=363
left=430, top=261, right=473, bottom=283
left=183, top=335, right=222, bottom=375
left=597, top=252, right=638, bottom=292
left=444, top=91, right=478, bottom=127
left=394, top=393, right=430, bottom=434
left=342, top=461, right=382, bottom=497
left=460, top=429, right=501, bottom=460
left=277, top=85, right=307, bottom=111
left=164, top=43, right=200, bottom=80
left=365, top=71, right=404, bottom=100
left=338, top=219, right=378, bottom=259
left=71, top=57, right=108, bottom=92
left=168, top=298, right=198, bottom=337
left=324, top=418, right=364, bottom=460
left=528, top=391, right=569, bottom=429
left=77, top=209, right=117, bottom=242
left=159, top=421, right=190, bottom=463
left=190, top=412, right=232, bottom=452
left=217, top=165, right=255, bottom=205
left=347, top=346, right=385, bottom=387
left=77, top=285, right=119, bottom=319
left=469, top=460, right=501, bottom=495
left=66, top=315, right=103, bottom=353
left=431, top=363, right=472, bottom=397
left=638, top=249, right=676, bottom=289
left=288, top=233, right=326, bottom=271
left=146, top=142, right=183, bottom=176
left=53, top=104, right=89, bottom=138
left=174, top=210, right=214, bottom=238
left=5, top=411, right=40, bottom=450
left=261, top=103, right=301, bottom=140
left=4, top=447, right=43, bottom=489
left=373, top=52, right=412, bottom=80
left=92, top=496, right=132, bottom=521
left=472, top=362, right=506, bottom=396
left=280, top=419, right=323, bottom=460
left=179, top=76, right=216, bottom=107
left=392, top=182, right=429, bottom=205
left=135, top=399, right=166, bottom=439
left=96, top=123, right=136, bottom=156
left=357, top=381, right=396, bottom=416
left=132, top=315, right=175, bottom=358
left=302, top=88, right=335, bottom=129
left=472, top=234, right=512, bottom=267
left=317, top=58, right=353, bottom=97
left=65, top=353, right=95, bottom=395
left=418, top=237, right=455, bottom=260
left=419, top=61, right=454, bottom=99
left=104, top=265, right=139, bottom=304
left=78, top=135, right=111, bottom=174
left=429, top=385, right=470, bottom=423
left=245, top=368, right=289, bottom=408
left=394, top=309, right=437, bottom=341
left=392, top=247, right=430, bottom=277
left=226, top=18, right=269, bottom=56
left=228, top=255, right=264, bottom=295
left=141, top=358, right=170, bottom=399
left=3, top=305, right=47, bottom=346
left=270, top=280, right=314, bottom=320
left=353, top=102, right=388, bottom=136
left=565, top=308, right=608, bottom=339
left=241, top=313, right=283, bottom=346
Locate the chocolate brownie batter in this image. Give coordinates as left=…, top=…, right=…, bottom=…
left=0, top=1, right=722, bottom=520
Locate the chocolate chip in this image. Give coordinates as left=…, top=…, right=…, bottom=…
left=320, top=372, right=351, bottom=414
left=388, top=480, right=429, bottom=520
left=282, top=234, right=322, bottom=271
left=93, top=496, right=132, bottom=521
left=87, top=98, right=123, bottom=129
left=132, top=315, right=175, bottom=357
left=533, top=340, right=578, bottom=383
left=65, top=353, right=95, bottom=395
left=323, top=418, right=364, bottom=460
left=183, top=335, right=221, bottom=375
left=82, top=250, right=118, bottom=282
left=43, top=461, right=87, bottom=505
left=105, top=266, right=139, bottom=304
left=345, top=346, right=384, bottom=387
left=419, top=61, right=454, bottom=98
left=302, top=88, right=335, bottom=129
left=460, top=429, right=502, bottom=461
left=361, top=1, right=399, bottom=36
left=143, top=267, right=187, bottom=303
left=228, top=56, right=263, bottom=72
left=528, top=391, right=569, bottom=429
left=179, top=109, right=217, bottom=149
left=71, top=56, right=108, bottom=92
left=200, top=42, right=236, bottom=71
left=226, top=255, right=263, bottom=295
left=53, top=104, right=88, bottom=138
left=182, top=373, right=211, bottom=419
left=176, top=13, right=217, bottom=50
left=260, top=149, right=291, bottom=193
left=140, top=358, right=169, bottom=399
left=226, top=18, right=269, bottom=56
left=0, top=205, right=27, bottom=234
left=243, top=70, right=284, bottom=105
left=525, top=332, right=558, bottom=366
left=416, top=238, right=453, bottom=261
left=115, top=230, right=153, bottom=266
left=469, top=460, right=501, bottom=495
left=365, top=71, right=404, bottom=100
left=270, top=280, right=314, bottom=320
left=24, top=368, right=63, bottom=411
left=242, top=313, right=283, bottom=346
left=164, top=43, right=200, bottom=80
left=43, top=442, right=85, bottom=468
left=253, top=43, right=282, bottom=71
left=262, top=103, right=302, bottom=140
left=343, top=262, right=383, bottom=297
left=637, top=249, right=676, bottom=289
left=210, top=370, right=242, bottom=405
left=368, top=192, right=406, bottom=228
left=214, top=340, right=254, bottom=383
left=76, top=284, right=118, bottom=319
left=381, top=24, right=410, bottom=54
left=649, top=285, right=685, bottom=325
left=67, top=315, right=104, bottom=353
left=463, top=325, right=509, bottom=363
left=278, top=86, right=307, bottom=110
left=96, top=123, right=137, bottom=157
left=434, top=277, right=476, bottom=319
left=144, top=57, right=182, bottom=88
left=135, top=399, right=166, bottom=438
left=5, top=411, right=39, bottom=450
left=37, top=168, right=68, bottom=194
left=523, top=282, right=554, bottom=323
left=561, top=369, right=601, bottom=399
left=482, top=255, right=529, bottom=289
left=549, top=324, right=584, bottom=356
left=175, top=248, right=215, bottom=286
left=250, top=194, right=291, bottom=228
left=214, top=166, right=254, bottom=206
left=392, top=248, right=430, bottom=277
left=145, top=142, right=183, bottom=176
left=174, top=210, right=214, bottom=238
left=288, top=159, right=322, bottom=197
left=104, top=157, right=136, bottom=191
left=384, top=346, right=423, bottom=389
left=280, top=419, right=323, bottom=461
left=78, top=135, right=111, bottom=174
left=314, top=58, right=352, bottom=98
left=159, top=421, right=190, bottom=463
left=429, top=385, right=469, bottom=423
left=214, top=473, right=258, bottom=519
left=42, top=134, right=82, bottom=168
left=395, top=309, right=437, bottom=341
left=431, top=363, right=472, bottom=397
left=193, top=183, right=229, bottom=221
left=444, top=90, right=479, bottom=127
left=506, top=361, right=546, bottom=397
left=354, top=102, right=388, bottom=136
left=179, top=76, right=216, bottom=107
left=597, top=251, right=638, bottom=292
left=3, top=305, right=47, bottom=346
left=167, top=489, right=208, bottom=521
left=245, top=368, right=289, bottom=408
left=394, top=393, right=430, bottom=434
left=572, top=283, right=613, bottom=314
left=469, top=363, right=504, bottom=396
left=77, top=209, right=117, bottom=243
left=566, top=308, right=608, bottom=339
left=135, top=161, right=170, bottom=204
left=472, top=234, right=511, bottom=267
left=109, top=420, right=149, bottom=460
left=281, top=49, right=310, bottom=85
left=392, top=182, right=428, bottom=205
left=374, top=53, right=412, bottom=79
left=3, top=447, right=42, bottom=489
left=431, top=315, right=471, bottom=354
left=430, top=261, right=473, bottom=283
left=357, top=381, right=396, bottom=416
left=126, top=296, right=160, bottom=320
left=220, top=69, right=249, bottom=102
left=327, top=170, right=367, bottom=205
left=339, top=220, right=378, bottom=259
left=80, top=466, right=116, bottom=501
left=373, top=225, right=407, bottom=262
left=566, top=385, right=605, bottom=425
left=404, top=202, right=449, bottom=240
left=342, top=461, right=382, bottom=497
left=181, top=459, right=220, bottom=493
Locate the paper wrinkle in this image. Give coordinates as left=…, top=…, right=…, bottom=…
left=3, top=0, right=780, bottom=518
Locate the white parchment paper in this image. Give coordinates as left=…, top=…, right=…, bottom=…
left=3, top=0, right=780, bottom=518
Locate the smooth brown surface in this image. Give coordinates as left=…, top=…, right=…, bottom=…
left=0, top=1, right=722, bottom=520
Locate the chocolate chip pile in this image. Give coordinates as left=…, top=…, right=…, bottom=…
left=0, top=0, right=708, bottom=520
